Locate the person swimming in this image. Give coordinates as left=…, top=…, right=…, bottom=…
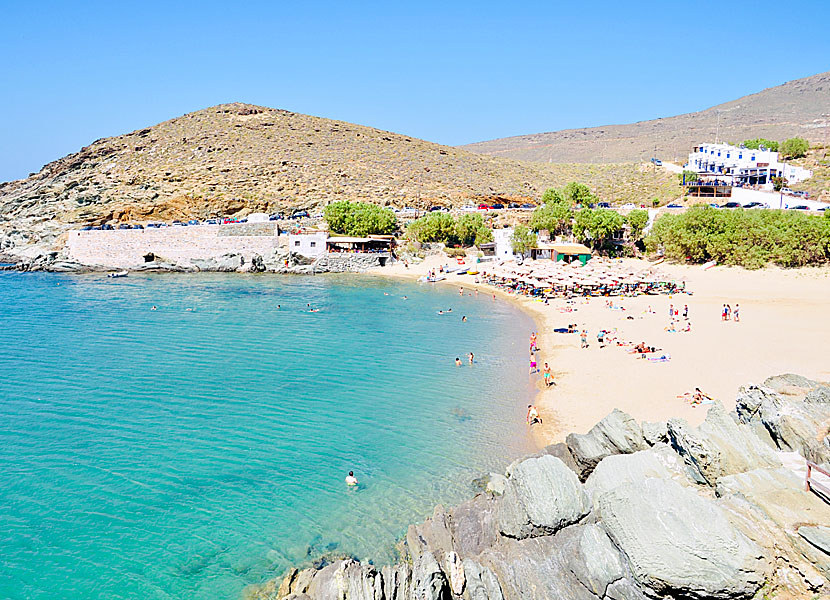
left=345, top=471, right=358, bottom=486
left=461, top=316, right=467, bottom=322
left=455, top=357, right=462, bottom=366
left=151, top=305, right=157, bottom=311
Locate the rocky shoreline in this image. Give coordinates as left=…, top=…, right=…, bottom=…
left=251, top=374, right=830, bottom=600
left=0, top=247, right=387, bottom=275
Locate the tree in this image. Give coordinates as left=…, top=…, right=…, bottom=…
left=529, top=201, right=573, bottom=235
left=407, top=212, right=458, bottom=245
left=678, top=170, right=698, bottom=185
left=626, top=209, right=649, bottom=241
left=781, top=137, right=809, bottom=159
left=562, top=182, right=596, bottom=206
left=455, top=213, right=493, bottom=246
left=573, top=208, right=624, bottom=251
left=510, top=225, right=536, bottom=257
left=771, top=176, right=787, bottom=192
left=541, top=187, right=565, bottom=205
left=742, top=138, right=779, bottom=152
left=324, top=201, right=396, bottom=236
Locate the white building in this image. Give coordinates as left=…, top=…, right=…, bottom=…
left=686, top=143, right=812, bottom=187
left=493, top=228, right=518, bottom=260
left=287, top=231, right=327, bottom=258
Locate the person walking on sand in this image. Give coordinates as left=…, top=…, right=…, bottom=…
left=543, top=362, right=555, bottom=387
left=726, top=304, right=732, bottom=321
left=734, top=304, right=740, bottom=322
left=527, top=404, right=542, bottom=425
left=669, top=304, right=673, bottom=319
left=530, top=332, right=538, bottom=352
left=721, top=304, right=728, bottom=321
left=529, top=351, right=538, bottom=374
left=580, top=329, right=588, bottom=348
left=345, top=471, right=358, bottom=486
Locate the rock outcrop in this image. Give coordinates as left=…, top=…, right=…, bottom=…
left=251, top=376, right=830, bottom=600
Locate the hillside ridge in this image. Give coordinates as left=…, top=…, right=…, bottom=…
left=462, top=71, right=830, bottom=163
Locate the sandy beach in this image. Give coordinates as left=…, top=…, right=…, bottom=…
left=376, top=255, right=830, bottom=446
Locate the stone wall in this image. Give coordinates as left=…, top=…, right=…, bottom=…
left=311, top=253, right=386, bottom=273
left=65, top=226, right=281, bottom=269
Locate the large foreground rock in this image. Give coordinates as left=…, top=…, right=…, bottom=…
left=667, top=401, right=781, bottom=485
left=497, top=455, right=590, bottom=539
left=584, top=444, right=691, bottom=499
left=597, top=478, right=768, bottom=599
left=565, top=409, right=647, bottom=480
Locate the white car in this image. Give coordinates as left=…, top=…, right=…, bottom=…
left=621, top=203, right=637, bottom=210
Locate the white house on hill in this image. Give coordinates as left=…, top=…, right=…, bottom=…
left=686, top=143, right=812, bottom=187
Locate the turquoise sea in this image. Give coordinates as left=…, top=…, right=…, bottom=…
left=0, top=272, right=535, bottom=600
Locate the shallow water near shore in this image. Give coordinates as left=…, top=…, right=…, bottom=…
left=0, top=272, right=535, bottom=600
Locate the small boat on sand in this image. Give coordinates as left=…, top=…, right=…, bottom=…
left=107, top=270, right=129, bottom=278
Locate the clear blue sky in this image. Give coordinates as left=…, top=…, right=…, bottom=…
left=2, top=0, right=828, bottom=182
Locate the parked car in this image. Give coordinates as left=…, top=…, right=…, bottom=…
left=205, top=219, right=219, bottom=225
left=721, top=202, right=742, bottom=209
left=598, top=202, right=611, bottom=209
left=102, top=224, right=114, bottom=230
left=666, top=203, right=683, bottom=208
left=792, top=190, right=810, bottom=198
left=172, top=220, right=185, bottom=226
left=188, top=219, right=200, bottom=226
left=708, top=203, right=720, bottom=208
left=132, top=224, right=144, bottom=229
left=817, top=206, right=828, bottom=212
left=520, top=203, right=536, bottom=209
left=781, top=187, right=794, bottom=195
left=789, top=205, right=810, bottom=210
left=741, top=202, right=765, bottom=209
left=477, top=203, right=492, bottom=210
left=81, top=226, right=94, bottom=231
left=491, top=203, right=505, bottom=210
left=429, top=205, right=445, bottom=212
left=459, top=205, right=477, bottom=212
left=117, top=223, right=132, bottom=229
left=291, top=210, right=309, bottom=219
left=508, top=202, right=520, bottom=208
left=651, top=158, right=662, bottom=166
left=621, top=203, right=636, bottom=209
left=146, top=223, right=161, bottom=228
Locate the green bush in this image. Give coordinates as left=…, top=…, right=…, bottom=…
left=530, top=200, right=573, bottom=235
left=573, top=208, right=624, bottom=251
left=626, top=209, right=649, bottom=241
left=781, top=137, right=810, bottom=159
left=645, top=206, right=830, bottom=269
left=324, top=200, right=396, bottom=236
left=742, top=138, right=779, bottom=152
left=455, top=212, right=493, bottom=246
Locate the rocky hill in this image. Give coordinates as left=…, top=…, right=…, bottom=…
left=463, top=71, right=830, bottom=163
left=0, top=103, right=682, bottom=259
left=253, top=373, right=830, bottom=600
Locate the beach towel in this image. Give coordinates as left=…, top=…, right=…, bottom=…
left=648, top=354, right=671, bottom=363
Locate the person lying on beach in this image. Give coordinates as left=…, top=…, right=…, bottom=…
left=527, top=404, right=542, bottom=425
left=345, top=471, right=358, bottom=486
left=677, top=388, right=713, bottom=406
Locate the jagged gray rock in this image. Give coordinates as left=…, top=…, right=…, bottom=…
left=641, top=421, right=668, bottom=446
left=411, top=551, right=450, bottom=600
left=461, top=559, right=503, bottom=600
left=536, top=442, right=580, bottom=475
left=798, top=526, right=830, bottom=556
left=584, top=444, right=691, bottom=500
left=566, top=409, right=648, bottom=480
left=763, top=373, right=818, bottom=391
left=191, top=252, right=244, bottom=272
left=497, top=455, right=590, bottom=539
left=667, top=401, right=781, bottom=485
left=736, top=384, right=830, bottom=465
left=597, top=478, right=768, bottom=600
left=805, top=386, right=830, bottom=404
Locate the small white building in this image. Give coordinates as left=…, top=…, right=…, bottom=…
left=246, top=212, right=271, bottom=223
left=686, top=143, right=812, bottom=187
left=493, top=228, right=518, bottom=260
left=288, top=231, right=327, bottom=258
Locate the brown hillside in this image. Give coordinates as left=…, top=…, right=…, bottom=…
left=0, top=103, right=680, bottom=254
left=462, top=71, right=830, bottom=163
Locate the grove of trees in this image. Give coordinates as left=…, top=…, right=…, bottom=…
left=646, top=206, right=830, bottom=269
left=510, top=225, right=536, bottom=256
left=324, top=201, right=397, bottom=236
left=407, top=211, right=493, bottom=246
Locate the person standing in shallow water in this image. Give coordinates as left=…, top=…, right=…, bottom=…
left=529, top=351, right=538, bottom=374
left=345, top=471, right=358, bottom=486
